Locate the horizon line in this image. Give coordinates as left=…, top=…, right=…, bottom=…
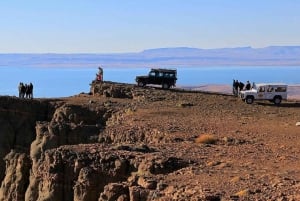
left=1, top=45, right=300, bottom=54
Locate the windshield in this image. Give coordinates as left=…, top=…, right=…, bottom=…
left=149, top=71, right=156, bottom=77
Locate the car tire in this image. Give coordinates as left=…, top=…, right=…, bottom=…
left=273, top=96, right=282, bottom=105
left=245, top=96, right=254, bottom=104
left=137, top=81, right=145, bottom=87
left=162, top=83, right=170, bottom=89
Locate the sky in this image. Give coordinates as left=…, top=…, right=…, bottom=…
left=0, top=0, right=299, bottom=53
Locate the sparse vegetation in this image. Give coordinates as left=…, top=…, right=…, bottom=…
left=177, top=102, right=193, bottom=107
left=195, top=134, right=217, bottom=144
left=235, top=189, right=250, bottom=197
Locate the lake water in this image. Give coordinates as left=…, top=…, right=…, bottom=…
left=0, top=66, right=299, bottom=98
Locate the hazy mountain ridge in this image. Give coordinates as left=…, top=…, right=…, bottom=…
left=1, top=46, right=300, bottom=67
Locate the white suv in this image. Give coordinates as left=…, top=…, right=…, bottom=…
left=240, top=83, right=288, bottom=105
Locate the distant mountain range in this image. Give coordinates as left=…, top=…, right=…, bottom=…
left=1, top=46, right=300, bottom=67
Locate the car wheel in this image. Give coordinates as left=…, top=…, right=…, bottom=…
left=245, top=96, right=254, bottom=104
left=273, top=96, right=282, bottom=105
left=137, top=81, right=145, bottom=87
left=162, top=83, right=170, bottom=89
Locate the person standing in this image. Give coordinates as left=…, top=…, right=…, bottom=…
left=18, top=82, right=23, bottom=98
left=232, top=79, right=236, bottom=95
left=238, top=81, right=245, bottom=94
left=245, top=81, right=251, bottom=90
left=233, top=80, right=239, bottom=96
left=97, top=66, right=103, bottom=82
left=29, top=83, right=33, bottom=99
left=25, top=84, right=29, bottom=98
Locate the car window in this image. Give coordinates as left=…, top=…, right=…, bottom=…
left=149, top=72, right=156, bottom=77
left=267, top=87, right=273, bottom=92
left=275, top=87, right=287, bottom=92
left=258, top=87, right=265, bottom=92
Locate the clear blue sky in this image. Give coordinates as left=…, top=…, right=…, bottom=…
left=0, top=0, right=299, bottom=53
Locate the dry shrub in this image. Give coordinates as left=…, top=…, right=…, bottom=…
left=195, top=134, right=217, bottom=144
left=235, top=189, right=250, bottom=197
left=230, top=176, right=241, bottom=183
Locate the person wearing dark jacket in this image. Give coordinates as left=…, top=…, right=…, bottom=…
left=245, top=81, right=251, bottom=90
left=239, top=81, right=245, bottom=93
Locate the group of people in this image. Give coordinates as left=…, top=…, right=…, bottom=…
left=232, top=79, right=253, bottom=96
left=18, top=82, right=33, bottom=99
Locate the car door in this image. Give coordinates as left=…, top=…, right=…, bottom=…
left=257, top=86, right=265, bottom=100
left=148, top=71, right=156, bottom=83
left=265, top=85, right=274, bottom=99
left=156, top=72, right=164, bottom=84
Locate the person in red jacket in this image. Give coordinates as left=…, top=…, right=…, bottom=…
left=96, top=66, right=103, bottom=82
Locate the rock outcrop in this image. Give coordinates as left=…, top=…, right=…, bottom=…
left=90, top=81, right=134, bottom=98
left=0, top=97, right=50, bottom=182
left=24, top=144, right=186, bottom=201
left=0, top=84, right=188, bottom=200
left=0, top=95, right=113, bottom=200
left=0, top=151, right=31, bottom=201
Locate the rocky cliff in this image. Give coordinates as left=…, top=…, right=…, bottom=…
left=0, top=82, right=299, bottom=200
left=0, top=83, right=188, bottom=201
left=0, top=97, right=51, bottom=182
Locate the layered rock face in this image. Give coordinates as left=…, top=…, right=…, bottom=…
left=0, top=151, right=31, bottom=201
left=25, top=144, right=185, bottom=201
left=0, top=84, right=186, bottom=201
left=0, top=95, right=112, bottom=200
left=0, top=97, right=50, bottom=182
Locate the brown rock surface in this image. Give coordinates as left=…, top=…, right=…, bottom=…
left=0, top=97, right=50, bottom=182
left=0, top=81, right=300, bottom=200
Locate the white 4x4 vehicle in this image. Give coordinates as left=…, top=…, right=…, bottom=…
left=240, top=83, right=287, bottom=105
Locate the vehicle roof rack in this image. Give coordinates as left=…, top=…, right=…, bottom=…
left=150, top=68, right=177, bottom=72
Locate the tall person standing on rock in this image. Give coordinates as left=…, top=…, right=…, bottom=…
left=97, top=66, right=103, bottom=82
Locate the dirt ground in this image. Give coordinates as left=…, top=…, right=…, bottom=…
left=63, top=85, right=300, bottom=200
